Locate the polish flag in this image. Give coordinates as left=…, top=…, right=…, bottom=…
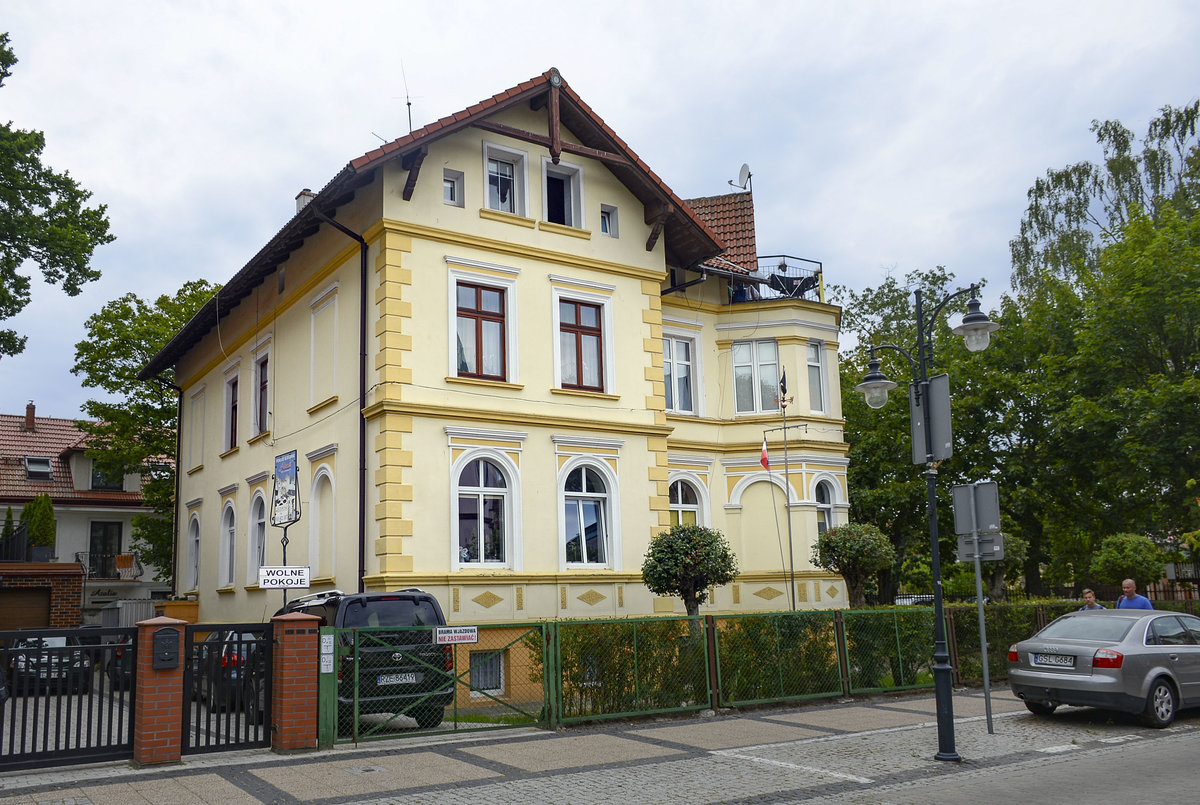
left=760, top=437, right=769, bottom=470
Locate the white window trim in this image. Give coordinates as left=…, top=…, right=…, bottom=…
left=308, top=465, right=335, bottom=578
left=556, top=455, right=621, bottom=570
left=450, top=448, right=523, bottom=572
left=186, top=514, right=201, bottom=592
left=187, top=385, right=205, bottom=471
left=251, top=339, right=272, bottom=436
left=443, top=168, right=464, bottom=207
left=219, top=501, right=237, bottom=587
left=807, top=340, right=827, bottom=414
left=599, top=204, right=618, bottom=237
left=732, top=338, right=780, bottom=415
left=469, top=650, right=505, bottom=697
left=483, top=141, right=529, bottom=217
left=222, top=362, right=241, bottom=451
left=309, top=284, right=339, bottom=406
left=550, top=282, right=615, bottom=393
left=247, top=491, right=267, bottom=585
left=666, top=471, right=710, bottom=527
left=541, top=156, right=585, bottom=228
left=662, top=329, right=702, bottom=416
left=447, top=262, right=520, bottom=383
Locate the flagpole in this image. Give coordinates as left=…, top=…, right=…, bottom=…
left=780, top=369, right=796, bottom=611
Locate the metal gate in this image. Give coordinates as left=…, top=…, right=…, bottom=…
left=0, top=626, right=136, bottom=771
left=324, top=622, right=550, bottom=744
left=182, top=623, right=272, bottom=754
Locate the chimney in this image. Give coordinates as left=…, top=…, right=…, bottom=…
left=295, top=188, right=316, bottom=213
left=25, top=401, right=35, bottom=431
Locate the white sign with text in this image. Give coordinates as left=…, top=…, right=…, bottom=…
left=258, top=565, right=311, bottom=589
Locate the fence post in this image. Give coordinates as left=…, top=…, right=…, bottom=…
left=132, top=616, right=185, bottom=766
left=704, top=615, right=720, bottom=711
left=833, top=610, right=851, bottom=697
left=270, top=611, right=320, bottom=752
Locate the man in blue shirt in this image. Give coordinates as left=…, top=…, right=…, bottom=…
left=1116, top=578, right=1154, bottom=609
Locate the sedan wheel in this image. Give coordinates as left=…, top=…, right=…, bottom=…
left=1024, top=700, right=1057, bottom=716
left=1140, top=678, right=1176, bottom=728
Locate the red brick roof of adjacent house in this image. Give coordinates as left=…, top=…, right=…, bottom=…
left=0, top=410, right=144, bottom=508
left=684, top=192, right=757, bottom=273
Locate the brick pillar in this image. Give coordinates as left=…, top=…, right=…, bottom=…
left=132, top=616, right=186, bottom=766
left=270, top=611, right=321, bottom=752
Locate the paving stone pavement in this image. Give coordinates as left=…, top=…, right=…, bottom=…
left=1, top=688, right=1196, bottom=804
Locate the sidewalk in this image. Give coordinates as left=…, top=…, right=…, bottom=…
left=1, top=688, right=1194, bottom=804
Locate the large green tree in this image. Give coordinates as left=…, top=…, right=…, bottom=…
left=72, top=279, right=218, bottom=582
left=0, top=33, right=113, bottom=357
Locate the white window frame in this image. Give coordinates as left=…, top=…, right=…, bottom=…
left=662, top=334, right=698, bottom=415
left=223, top=361, right=241, bottom=451
left=248, top=491, right=267, bottom=585
left=24, top=456, right=52, bottom=480
left=309, top=283, right=339, bottom=406
left=550, top=279, right=615, bottom=393
left=443, top=168, right=464, bottom=207
left=667, top=477, right=705, bottom=527
left=557, top=456, right=620, bottom=569
left=451, top=448, right=522, bottom=571
left=807, top=341, right=827, bottom=414
left=599, top=204, right=618, bottom=237
left=732, top=339, right=780, bottom=414
left=220, top=502, right=236, bottom=587
left=541, top=157, right=584, bottom=228
left=483, top=142, right=528, bottom=216
left=187, top=385, right=205, bottom=470
left=468, top=650, right=505, bottom=697
left=447, top=260, right=520, bottom=383
left=252, top=339, right=271, bottom=436
left=186, top=514, right=201, bottom=592
left=815, top=480, right=834, bottom=535
left=308, top=465, right=335, bottom=578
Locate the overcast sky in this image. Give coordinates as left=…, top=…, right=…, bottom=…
left=3, top=0, right=1198, bottom=419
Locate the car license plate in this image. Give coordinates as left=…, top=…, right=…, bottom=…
left=377, top=672, right=421, bottom=686
left=1034, top=653, right=1074, bottom=667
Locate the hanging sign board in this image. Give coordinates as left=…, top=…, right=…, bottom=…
left=435, top=626, right=479, bottom=645
left=271, top=450, right=301, bottom=527
left=258, top=565, right=311, bottom=588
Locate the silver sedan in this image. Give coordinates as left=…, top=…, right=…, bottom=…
left=1008, top=609, right=1200, bottom=727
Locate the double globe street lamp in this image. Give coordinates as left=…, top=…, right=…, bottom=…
left=853, top=284, right=1000, bottom=762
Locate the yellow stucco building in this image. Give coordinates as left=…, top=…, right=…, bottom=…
left=141, top=68, right=849, bottom=624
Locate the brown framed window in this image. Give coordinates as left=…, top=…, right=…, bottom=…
left=456, top=282, right=506, bottom=380
left=559, top=300, right=603, bottom=391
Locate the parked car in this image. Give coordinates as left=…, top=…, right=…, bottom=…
left=894, top=594, right=934, bottom=606
left=102, top=638, right=135, bottom=691
left=276, top=588, right=453, bottom=728
left=190, top=630, right=264, bottom=712
left=7, top=636, right=93, bottom=694
left=1008, top=610, right=1200, bottom=727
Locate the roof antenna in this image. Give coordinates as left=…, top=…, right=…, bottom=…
left=728, top=163, right=752, bottom=193
left=401, top=60, right=413, bottom=134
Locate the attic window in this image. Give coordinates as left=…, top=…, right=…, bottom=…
left=542, top=158, right=582, bottom=227
left=25, top=456, right=53, bottom=481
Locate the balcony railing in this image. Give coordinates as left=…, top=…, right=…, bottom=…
left=75, top=551, right=144, bottom=580
left=729, top=255, right=824, bottom=304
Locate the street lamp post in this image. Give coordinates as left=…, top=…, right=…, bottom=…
left=853, top=284, right=999, bottom=763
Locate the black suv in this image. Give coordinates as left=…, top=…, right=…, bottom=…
left=276, top=589, right=453, bottom=728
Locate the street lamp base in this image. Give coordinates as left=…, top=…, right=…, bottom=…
left=934, top=751, right=963, bottom=762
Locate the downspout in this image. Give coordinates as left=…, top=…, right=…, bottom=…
left=313, top=209, right=369, bottom=593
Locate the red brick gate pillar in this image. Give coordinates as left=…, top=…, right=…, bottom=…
left=270, top=611, right=321, bottom=752
left=132, top=616, right=187, bottom=766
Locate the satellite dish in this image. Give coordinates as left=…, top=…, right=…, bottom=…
left=738, top=163, right=751, bottom=188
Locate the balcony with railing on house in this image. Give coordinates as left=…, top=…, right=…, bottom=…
left=728, top=255, right=824, bottom=305
left=75, top=551, right=144, bottom=580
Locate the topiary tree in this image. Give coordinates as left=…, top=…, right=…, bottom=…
left=811, top=523, right=896, bottom=608
left=1089, top=532, right=1164, bottom=589
left=19, top=494, right=56, bottom=548
left=641, top=524, right=739, bottom=618
left=2, top=506, right=13, bottom=541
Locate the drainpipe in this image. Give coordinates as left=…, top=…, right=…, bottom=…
left=313, top=209, right=369, bottom=593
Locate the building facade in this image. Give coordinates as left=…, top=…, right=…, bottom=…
left=142, top=69, right=849, bottom=624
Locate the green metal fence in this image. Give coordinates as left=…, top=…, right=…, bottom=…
left=712, top=610, right=843, bottom=706
left=841, top=608, right=937, bottom=693
left=553, top=616, right=710, bottom=724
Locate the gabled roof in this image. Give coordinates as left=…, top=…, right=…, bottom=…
left=0, top=412, right=144, bottom=507
left=684, top=192, right=757, bottom=273
left=141, top=68, right=723, bottom=379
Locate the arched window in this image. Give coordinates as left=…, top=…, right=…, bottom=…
left=249, top=494, right=266, bottom=584
left=669, top=479, right=700, bottom=526
left=220, top=504, right=236, bottom=587
left=457, top=458, right=508, bottom=564
left=187, top=515, right=200, bottom=591
left=312, top=471, right=335, bottom=576
left=563, top=465, right=608, bottom=564
left=815, top=481, right=833, bottom=535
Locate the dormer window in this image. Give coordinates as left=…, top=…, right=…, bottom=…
left=91, top=461, right=124, bottom=491
left=25, top=456, right=52, bottom=481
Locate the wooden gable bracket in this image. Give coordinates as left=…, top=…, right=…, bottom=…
left=472, top=120, right=632, bottom=167
left=645, top=203, right=673, bottom=252
left=401, top=147, right=427, bottom=201
left=548, top=81, right=562, bottom=164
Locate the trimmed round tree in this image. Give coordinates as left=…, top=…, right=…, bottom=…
left=811, top=523, right=895, bottom=608
left=642, top=524, right=739, bottom=617
left=1090, top=532, right=1164, bottom=589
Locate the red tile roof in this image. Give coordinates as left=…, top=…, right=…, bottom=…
left=0, top=412, right=144, bottom=508
left=684, top=192, right=757, bottom=273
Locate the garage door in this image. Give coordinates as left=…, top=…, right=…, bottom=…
left=0, top=588, right=51, bottom=629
